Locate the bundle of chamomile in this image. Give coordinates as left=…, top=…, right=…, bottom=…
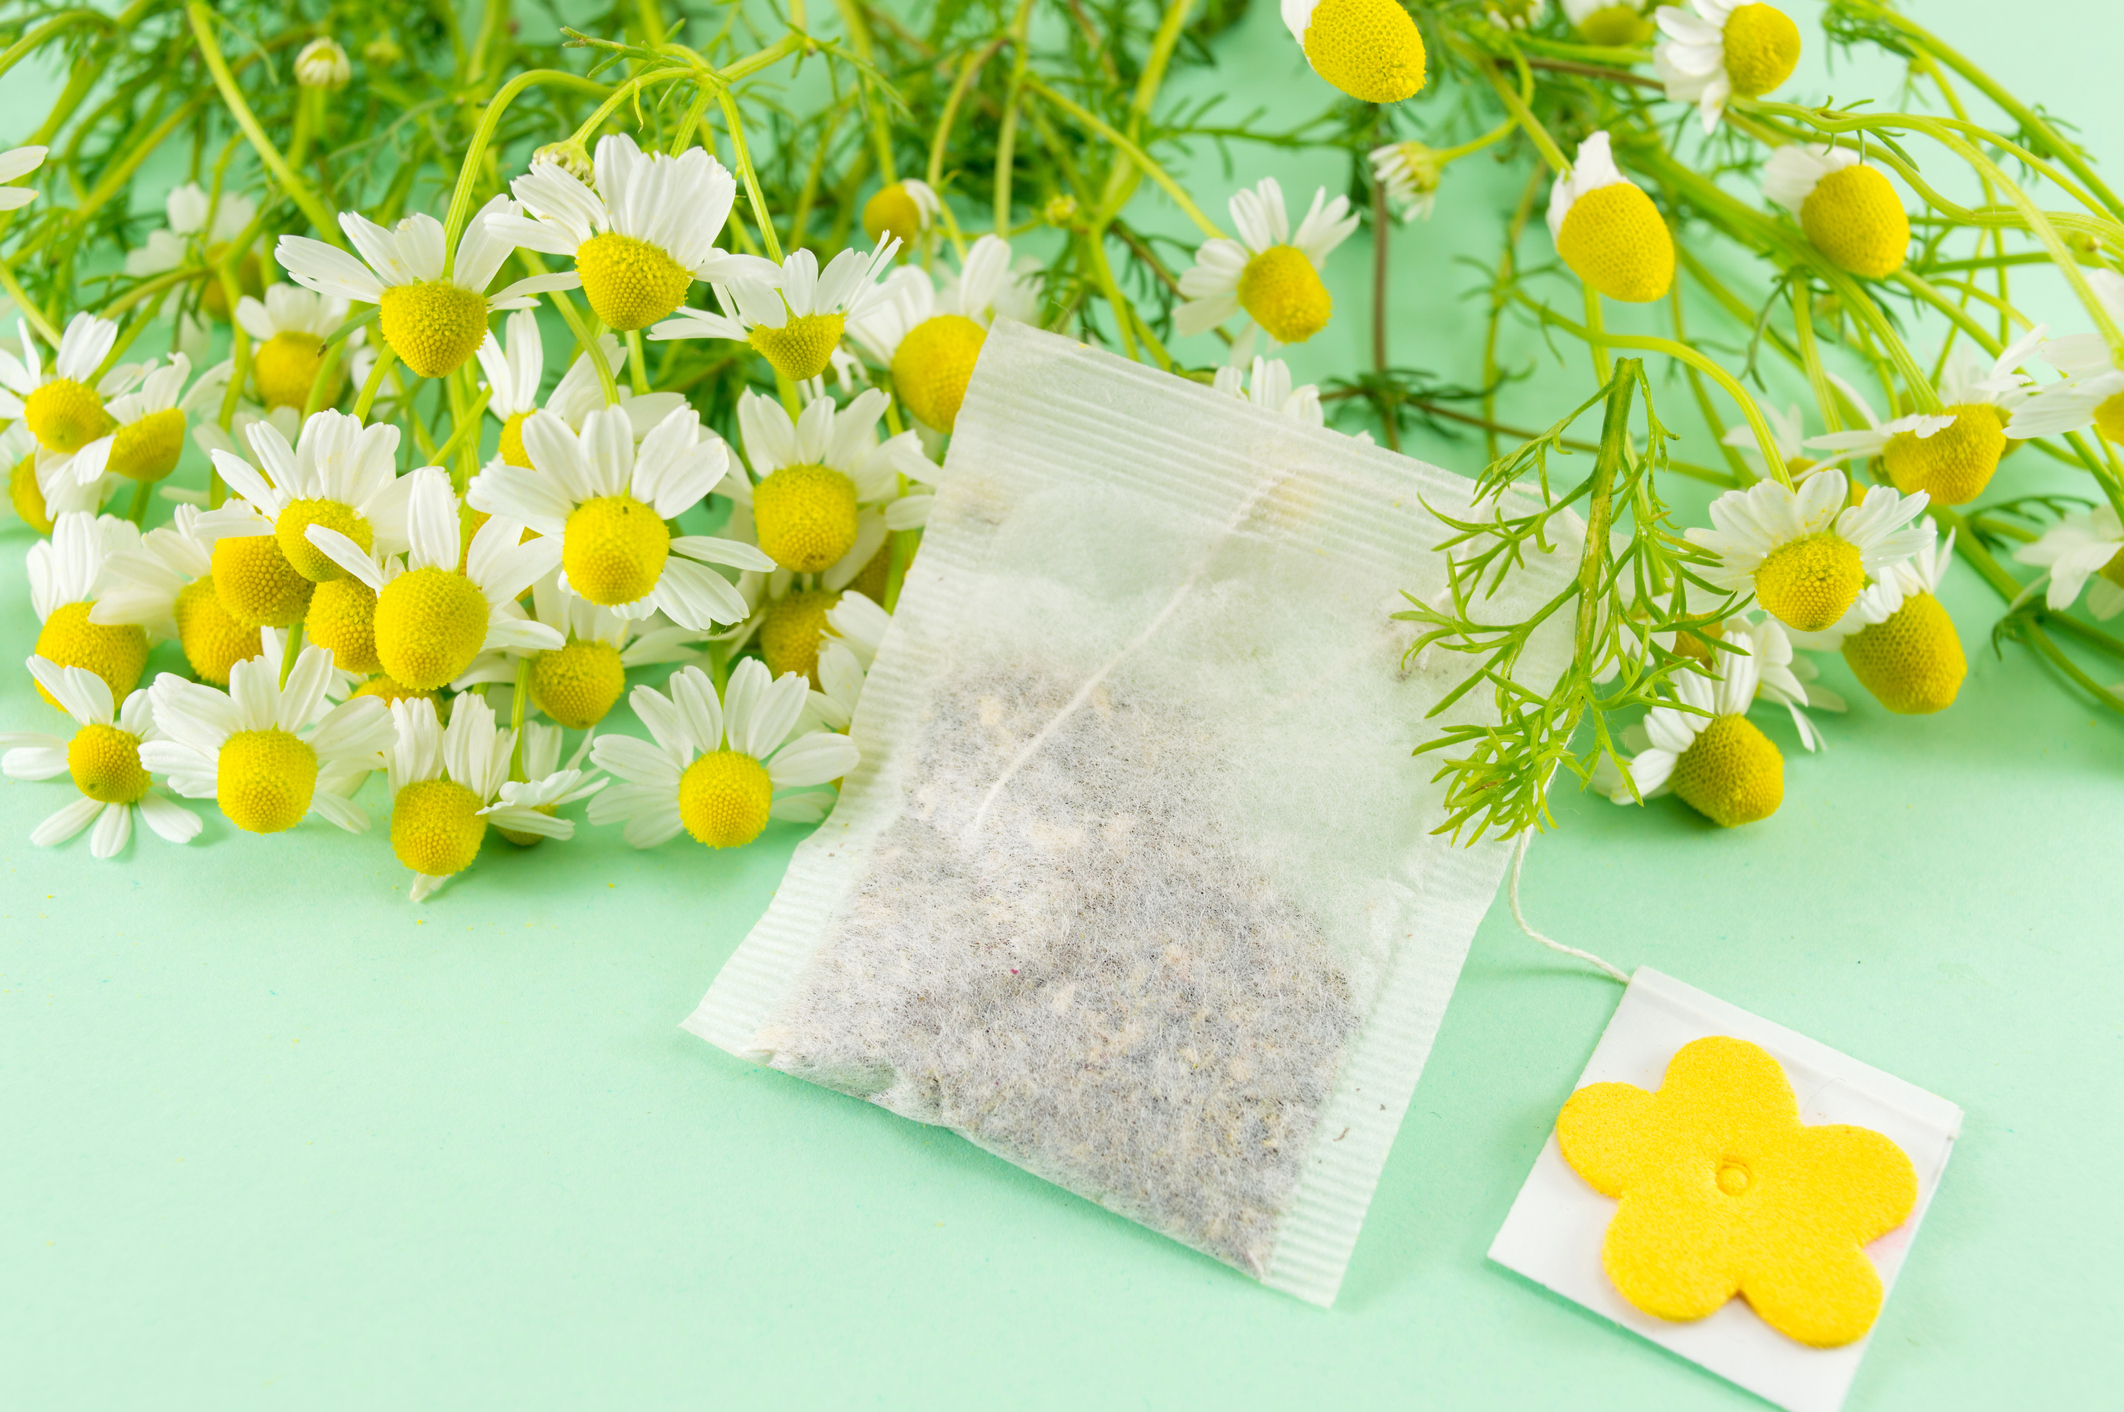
left=0, top=1, right=2114, bottom=898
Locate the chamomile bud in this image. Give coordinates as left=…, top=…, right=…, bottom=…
left=1281, top=0, right=1426, bottom=106
left=1547, top=132, right=1674, bottom=304
left=1369, top=141, right=1443, bottom=221
left=1762, top=146, right=1910, bottom=279
left=1565, top=0, right=1656, bottom=46
left=1486, top=0, right=1547, bottom=29
left=295, top=37, right=352, bottom=90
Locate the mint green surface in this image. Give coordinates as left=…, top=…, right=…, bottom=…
left=3, top=5, right=2117, bottom=1407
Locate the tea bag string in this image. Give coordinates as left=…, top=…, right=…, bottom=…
left=961, top=469, right=1294, bottom=843
left=1509, top=830, right=1631, bottom=985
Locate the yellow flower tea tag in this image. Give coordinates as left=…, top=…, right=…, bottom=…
left=1489, top=969, right=1960, bottom=1412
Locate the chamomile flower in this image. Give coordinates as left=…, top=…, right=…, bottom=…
left=801, top=637, right=870, bottom=735
left=651, top=242, right=900, bottom=383
left=143, top=642, right=393, bottom=835
left=487, top=720, right=606, bottom=847
left=2, top=657, right=202, bottom=857
left=846, top=234, right=1040, bottom=433
left=1175, top=178, right=1359, bottom=349
left=1369, top=141, right=1443, bottom=221
left=235, top=284, right=362, bottom=409
left=1549, top=132, right=1674, bottom=303
left=1485, top=0, right=1547, bottom=29
left=2014, top=505, right=2124, bottom=620
left=451, top=570, right=709, bottom=730
left=1214, top=355, right=1328, bottom=427
left=732, top=387, right=929, bottom=577
left=467, top=403, right=767, bottom=625
left=303, top=465, right=563, bottom=690
left=196, top=410, right=413, bottom=625
left=124, top=183, right=262, bottom=327
left=1805, top=331, right=2042, bottom=505
left=295, top=37, right=352, bottom=89
left=1686, top=469, right=1930, bottom=633
left=28, top=512, right=147, bottom=706
left=782, top=588, right=892, bottom=727
left=487, top=134, right=761, bottom=333
left=383, top=693, right=569, bottom=900
left=588, top=660, right=859, bottom=849
left=1594, top=645, right=1784, bottom=826
left=1762, top=145, right=1910, bottom=280
left=1281, top=0, right=1426, bottom=105
left=1724, top=612, right=1843, bottom=750
left=6, top=422, right=110, bottom=532
left=0, top=313, right=143, bottom=456
left=89, top=504, right=262, bottom=685
left=2007, top=271, right=2124, bottom=444
left=1564, top=0, right=1657, bottom=46
left=62, top=352, right=227, bottom=488
left=1655, top=0, right=1803, bottom=133
left=1798, top=522, right=1967, bottom=715
left=276, top=194, right=577, bottom=378
left=0, top=143, right=48, bottom=211
left=862, top=178, right=942, bottom=253
left=474, top=310, right=686, bottom=470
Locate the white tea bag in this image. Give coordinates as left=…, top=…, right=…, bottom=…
left=686, top=322, right=1575, bottom=1304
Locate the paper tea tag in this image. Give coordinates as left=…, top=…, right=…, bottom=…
left=1487, top=968, right=1960, bottom=1412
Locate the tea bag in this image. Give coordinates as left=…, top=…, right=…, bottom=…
left=686, top=322, right=1576, bottom=1304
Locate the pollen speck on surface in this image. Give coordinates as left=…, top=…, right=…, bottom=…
left=752, top=463, right=859, bottom=573
left=1236, top=245, right=1332, bottom=344
left=1753, top=531, right=1863, bottom=632
left=377, top=280, right=489, bottom=378
left=1300, top=0, right=1426, bottom=105
left=563, top=494, right=670, bottom=606
left=392, top=777, right=488, bottom=877
left=34, top=601, right=148, bottom=707
left=575, top=231, right=694, bottom=331
left=1668, top=714, right=1783, bottom=827
left=217, top=727, right=319, bottom=834
left=892, top=315, right=986, bottom=433
left=678, top=749, right=773, bottom=848
left=68, top=722, right=150, bottom=804
left=373, top=566, right=490, bottom=690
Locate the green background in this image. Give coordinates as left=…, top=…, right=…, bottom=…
left=3, top=3, right=2117, bottom=1407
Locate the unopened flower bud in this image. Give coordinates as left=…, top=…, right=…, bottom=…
left=295, top=38, right=352, bottom=90
left=1044, top=194, right=1079, bottom=228
left=533, top=140, right=595, bottom=187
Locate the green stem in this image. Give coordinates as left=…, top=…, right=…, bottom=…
left=626, top=329, right=651, bottom=395
left=353, top=346, right=398, bottom=419
left=186, top=3, right=340, bottom=240
left=1021, top=77, right=1223, bottom=239
left=279, top=619, right=305, bottom=688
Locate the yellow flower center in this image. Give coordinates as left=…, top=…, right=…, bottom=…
left=760, top=588, right=841, bottom=686
left=1882, top=405, right=2004, bottom=506
left=373, top=566, right=490, bottom=690
left=496, top=802, right=560, bottom=849
left=497, top=410, right=533, bottom=468
left=34, top=601, right=148, bottom=708
left=1556, top=182, right=1675, bottom=304
left=216, top=727, right=319, bottom=834
left=377, top=280, right=489, bottom=379
left=862, top=184, right=926, bottom=253
left=1668, top=713, right=1783, bottom=828
left=199, top=245, right=265, bottom=322
left=678, top=749, right=774, bottom=849
left=23, top=378, right=113, bottom=455
left=752, top=462, right=859, bottom=573
left=10, top=450, right=53, bottom=534
left=562, top=493, right=670, bottom=606
left=1575, top=5, right=1655, bottom=46
left=350, top=675, right=446, bottom=716
left=1721, top=3, right=1802, bottom=99
left=530, top=637, right=626, bottom=730
left=748, top=312, right=847, bottom=383
left=1753, top=531, right=1863, bottom=632
left=106, top=408, right=188, bottom=483
left=68, top=721, right=150, bottom=805
left=212, top=533, right=315, bottom=628
left=391, top=777, right=489, bottom=878
left=174, top=576, right=262, bottom=685
left=1841, top=591, right=1965, bottom=715
left=575, top=230, right=695, bottom=332
left=1300, top=0, right=1427, bottom=105
left=1799, top=165, right=1909, bottom=280
left=308, top=575, right=381, bottom=675
left=1235, top=245, right=1333, bottom=345
left=275, top=497, right=374, bottom=583
left=253, top=331, right=335, bottom=410
left=891, top=314, right=987, bottom=434
left=2103, top=547, right=2124, bottom=590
